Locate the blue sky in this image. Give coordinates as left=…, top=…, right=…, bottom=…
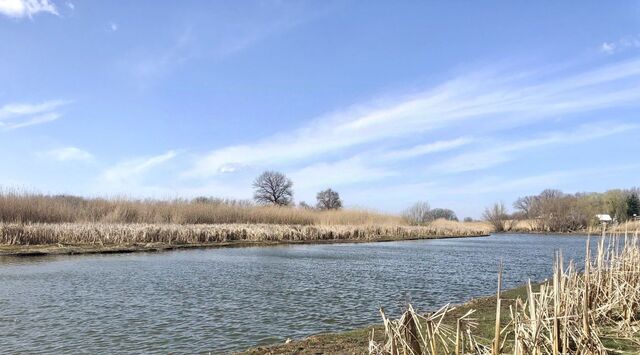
left=1, top=0, right=640, bottom=218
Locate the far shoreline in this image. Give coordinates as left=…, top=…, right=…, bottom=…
left=0, top=232, right=490, bottom=257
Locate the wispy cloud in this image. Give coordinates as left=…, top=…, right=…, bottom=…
left=38, top=147, right=93, bottom=162
left=431, top=122, right=639, bottom=174
left=0, top=100, right=68, bottom=130
left=0, top=0, right=58, bottom=18
left=102, top=150, right=178, bottom=184
left=108, top=21, right=118, bottom=32
left=123, top=27, right=194, bottom=87
left=187, top=57, right=640, bottom=178
left=291, top=157, right=395, bottom=190
left=600, top=35, right=640, bottom=55
left=380, top=137, right=473, bottom=161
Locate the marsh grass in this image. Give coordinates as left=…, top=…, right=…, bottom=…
left=0, top=222, right=490, bottom=246
left=0, top=189, right=400, bottom=225
left=371, top=229, right=640, bottom=354
left=0, top=191, right=491, bottom=247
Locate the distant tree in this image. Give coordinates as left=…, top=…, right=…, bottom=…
left=316, top=188, right=342, bottom=210
left=483, top=202, right=509, bottom=232
left=513, top=195, right=538, bottom=218
left=252, top=171, right=294, bottom=206
left=429, top=208, right=458, bottom=221
left=298, top=201, right=314, bottom=210
left=603, top=190, right=628, bottom=222
left=402, top=202, right=431, bottom=225
left=627, top=193, right=640, bottom=219
left=463, top=217, right=473, bottom=222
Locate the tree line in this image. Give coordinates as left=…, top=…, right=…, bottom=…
left=484, top=188, right=640, bottom=232
left=401, top=201, right=459, bottom=225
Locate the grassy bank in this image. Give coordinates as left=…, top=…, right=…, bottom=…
left=242, top=282, right=639, bottom=354
left=240, top=285, right=535, bottom=355
left=0, top=219, right=491, bottom=256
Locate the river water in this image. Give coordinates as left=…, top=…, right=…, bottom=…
left=0, top=234, right=594, bottom=354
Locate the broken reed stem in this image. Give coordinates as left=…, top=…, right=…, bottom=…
left=493, top=260, right=503, bottom=355
left=371, top=230, right=640, bottom=355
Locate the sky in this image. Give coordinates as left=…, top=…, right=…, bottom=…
left=1, top=0, right=640, bottom=218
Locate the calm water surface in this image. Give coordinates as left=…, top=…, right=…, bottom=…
left=0, top=234, right=594, bottom=354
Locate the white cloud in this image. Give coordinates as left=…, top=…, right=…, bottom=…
left=601, top=42, right=616, bottom=54
left=0, top=0, right=58, bottom=18
left=102, top=150, right=178, bottom=183
left=65, top=1, right=73, bottom=10
left=187, top=58, right=640, bottom=178
left=431, top=122, right=638, bottom=174
left=0, top=100, right=68, bottom=130
left=291, top=157, right=395, bottom=190
left=0, top=100, right=67, bottom=118
left=108, top=21, right=118, bottom=32
left=600, top=35, right=640, bottom=55
left=380, top=137, right=473, bottom=161
left=123, top=27, right=194, bottom=86
left=39, top=147, right=93, bottom=161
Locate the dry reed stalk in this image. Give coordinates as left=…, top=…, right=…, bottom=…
left=370, top=230, right=640, bottom=355
left=0, top=222, right=489, bottom=247
left=492, top=262, right=503, bottom=355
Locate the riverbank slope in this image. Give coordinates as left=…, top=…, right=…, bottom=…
left=241, top=283, right=639, bottom=354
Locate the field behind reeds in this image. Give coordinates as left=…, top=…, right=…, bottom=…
left=0, top=189, right=405, bottom=225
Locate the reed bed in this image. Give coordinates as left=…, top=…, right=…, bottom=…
left=0, top=221, right=489, bottom=246
left=0, top=190, right=402, bottom=226
left=370, top=229, right=640, bottom=354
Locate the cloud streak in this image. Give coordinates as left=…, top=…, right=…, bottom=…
left=0, top=100, right=68, bottom=130
left=431, top=122, right=639, bottom=174
left=187, top=57, right=640, bottom=178
left=39, top=147, right=93, bottom=162
left=102, top=150, right=178, bottom=184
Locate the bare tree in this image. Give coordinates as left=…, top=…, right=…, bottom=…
left=483, top=202, right=509, bottom=232
left=316, top=188, right=342, bottom=210
left=298, top=201, right=314, bottom=210
left=513, top=195, right=538, bottom=218
left=402, top=202, right=431, bottom=225
left=252, top=171, right=294, bottom=206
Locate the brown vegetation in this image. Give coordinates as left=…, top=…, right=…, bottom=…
left=0, top=189, right=402, bottom=225
left=370, top=231, right=640, bottom=354
left=0, top=220, right=490, bottom=247
left=508, top=188, right=640, bottom=233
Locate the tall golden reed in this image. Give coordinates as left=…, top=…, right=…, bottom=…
left=370, top=229, right=640, bottom=354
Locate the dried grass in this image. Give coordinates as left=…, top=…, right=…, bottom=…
left=370, top=229, right=640, bottom=354
left=0, top=189, right=400, bottom=226
left=0, top=222, right=489, bottom=246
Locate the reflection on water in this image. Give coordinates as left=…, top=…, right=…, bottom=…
left=0, top=234, right=594, bottom=353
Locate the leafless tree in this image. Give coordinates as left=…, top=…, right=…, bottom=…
left=252, top=171, right=294, bottom=206
left=483, top=202, right=509, bottom=232
left=513, top=195, right=538, bottom=218
left=402, top=201, right=431, bottom=225
left=316, top=188, right=342, bottom=210
left=298, top=201, right=314, bottom=210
